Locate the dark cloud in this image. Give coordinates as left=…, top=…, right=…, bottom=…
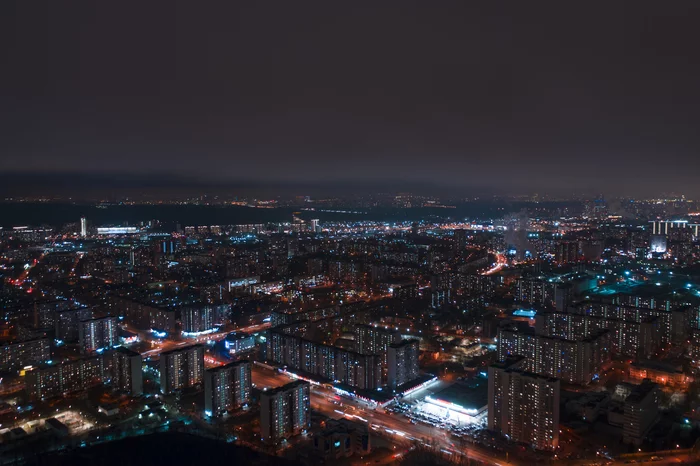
left=1, top=1, right=699, bottom=196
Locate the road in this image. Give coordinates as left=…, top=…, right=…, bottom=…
left=0, top=380, right=24, bottom=397
left=482, top=252, right=507, bottom=275
left=134, top=322, right=270, bottom=358
left=252, top=366, right=512, bottom=466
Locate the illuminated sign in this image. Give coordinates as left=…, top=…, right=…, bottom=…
left=425, top=396, right=480, bottom=415
left=97, top=227, right=140, bottom=235
left=182, top=328, right=217, bottom=337
left=150, top=329, right=167, bottom=338
left=513, top=309, right=536, bottom=318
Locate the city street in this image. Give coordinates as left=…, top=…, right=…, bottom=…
left=251, top=365, right=513, bottom=466
left=134, top=323, right=270, bottom=359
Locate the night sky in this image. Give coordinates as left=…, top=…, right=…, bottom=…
left=2, top=2, right=700, bottom=196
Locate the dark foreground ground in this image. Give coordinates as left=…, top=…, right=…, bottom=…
left=18, top=432, right=298, bottom=466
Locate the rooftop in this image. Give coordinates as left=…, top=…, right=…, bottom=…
left=427, top=378, right=489, bottom=411
left=626, top=380, right=658, bottom=404
left=261, top=379, right=309, bottom=397
left=631, top=360, right=683, bottom=374
left=114, top=346, right=141, bottom=357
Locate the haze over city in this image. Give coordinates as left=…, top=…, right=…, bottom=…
left=2, top=3, right=700, bottom=466
left=2, top=2, right=700, bottom=197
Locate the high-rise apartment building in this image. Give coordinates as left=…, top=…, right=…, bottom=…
left=0, top=338, right=51, bottom=372
left=354, top=324, right=400, bottom=379
left=159, top=344, right=205, bottom=394
left=691, top=329, right=700, bottom=364
left=650, top=220, right=700, bottom=237
left=515, top=277, right=558, bottom=307
left=453, top=229, right=467, bottom=258
left=55, top=306, right=94, bottom=343
left=354, top=324, right=400, bottom=357
left=623, top=379, right=659, bottom=446
left=497, top=325, right=610, bottom=385
left=111, top=347, right=143, bottom=395
left=488, top=357, right=560, bottom=450
left=266, top=328, right=382, bottom=390
left=387, top=339, right=420, bottom=389
left=336, top=351, right=382, bottom=390
left=79, top=316, right=117, bottom=354
left=260, top=380, right=311, bottom=442
left=555, top=240, right=579, bottom=264
left=204, top=360, right=252, bottom=418
left=535, top=311, right=660, bottom=359
left=554, top=299, right=684, bottom=346
left=26, top=355, right=108, bottom=401
left=181, top=305, right=215, bottom=335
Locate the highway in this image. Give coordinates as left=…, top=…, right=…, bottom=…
left=482, top=252, right=507, bottom=275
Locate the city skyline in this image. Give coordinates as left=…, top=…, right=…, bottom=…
left=2, top=193, right=700, bottom=463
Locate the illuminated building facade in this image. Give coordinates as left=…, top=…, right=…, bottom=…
left=96, top=227, right=140, bottom=235
left=555, top=240, right=579, bottom=264
left=224, top=332, right=255, bottom=354
left=335, top=350, right=381, bottom=390
left=312, top=418, right=371, bottom=460
left=79, top=316, right=118, bottom=354
left=649, top=234, right=667, bottom=254
left=354, top=324, right=400, bottom=376
left=266, top=328, right=382, bottom=389
left=310, top=218, right=320, bottom=233
left=535, top=311, right=660, bottom=359
left=55, top=306, right=93, bottom=342
left=260, top=380, right=310, bottom=442
left=159, top=344, right=205, bottom=394
left=25, top=356, right=108, bottom=401
left=628, top=361, right=690, bottom=389
left=0, top=338, right=51, bottom=372
left=387, top=339, right=420, bottom=388
left=111, top=347, right=143, bottom=395
left=181, top=305, right=215, bottom=335
left=204, top=360, right=252, bottom=417
left=497, top=326, right=610, bottom=385
left=488, top=357, right=560, bottom=450
left=650, top=220, right=700, bottom=237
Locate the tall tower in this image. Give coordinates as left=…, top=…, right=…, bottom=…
left=80, top=217, right=87, bottom=237
left=310, top=219, right=320, bottom=233
left=453, top=229, right=467, bottom=259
